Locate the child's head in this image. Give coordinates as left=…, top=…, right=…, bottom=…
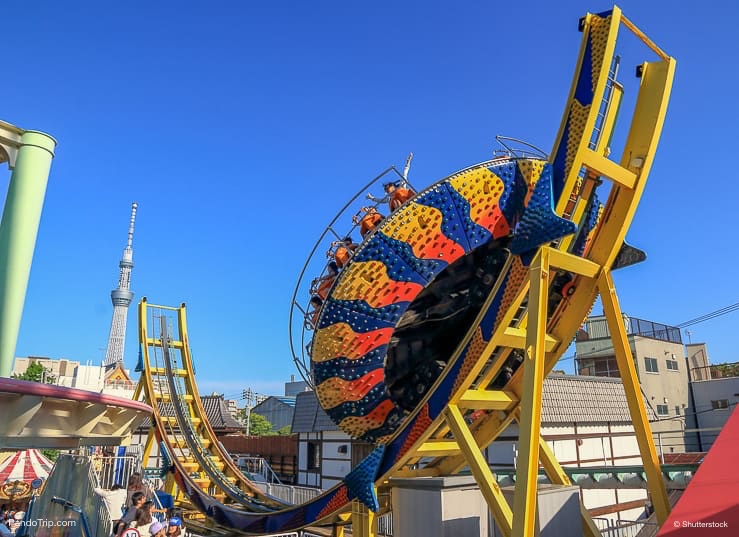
left=167, top=517, right=182, bottom=535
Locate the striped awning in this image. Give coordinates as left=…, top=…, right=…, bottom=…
left=0, top=449, right=53, bottom=483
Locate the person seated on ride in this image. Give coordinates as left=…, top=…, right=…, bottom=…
left=307, top=296, right=323, bottom=329
left=353, top=207, right=384, bottom=238
left=332, top=236, right=358, bottom=268
left=311, top=261, right=339, bottom=301
left=367, top=181, right=416, bottom=212
left=385, top=181, right=416, bottom=211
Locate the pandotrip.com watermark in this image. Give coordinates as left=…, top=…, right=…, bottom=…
left=16, top=519, right=78, bottom=528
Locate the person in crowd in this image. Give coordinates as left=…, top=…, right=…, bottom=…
left=0, top=514, right=12, bottom=537
left=126, top=473, right=151, bottom=506
left=94, top=483, right=127, bottom=526
left=165, top=517, right=182, bottom=537
left=131, top=501, right=155, bottom=536
left=149, top=521, right=166, bottom=537
left=116, top=491, right=145, bottom=537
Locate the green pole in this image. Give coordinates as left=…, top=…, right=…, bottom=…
left=0, top=130, right=57, bottom=377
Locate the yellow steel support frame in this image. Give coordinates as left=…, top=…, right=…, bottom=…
left=444, top=404, right=513, bottom=537
left=511, top=249, right=550, bottom=537
left=350, top=500, right=376, bottom=537
left=598, top=270, right=670, bottom=522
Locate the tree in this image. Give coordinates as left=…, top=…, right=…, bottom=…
left=42, top=449, right=60, bottom=462
left=12, top=362, right=56, bottom=384
left=248, top=413, right=274, bottom=436
left=277, top=425, right=292, bottom=435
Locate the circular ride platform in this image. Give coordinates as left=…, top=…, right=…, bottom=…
left=0, top=378, right=152, bottom=449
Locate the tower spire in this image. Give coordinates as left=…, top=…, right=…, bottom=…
left=103, top=202, right=138, bottom=368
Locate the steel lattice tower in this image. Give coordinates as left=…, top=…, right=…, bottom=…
left=103, top=202, right=138, bottom=368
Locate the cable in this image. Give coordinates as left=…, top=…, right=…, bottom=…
left=676, top=302, right=739, bottom=328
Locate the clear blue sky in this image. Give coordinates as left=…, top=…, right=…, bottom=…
left=4, top=1, right=739, bottom=400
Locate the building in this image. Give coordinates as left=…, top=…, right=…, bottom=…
left=688, top=360, right=739, bottom=450
left=291, top=391, right=374, bottom=489
left=292, top=375, right=666, bottom=523
left=11, top=356, right=135, bottom=398
left=575, top=314, right=692, bottom=452
left=488, top=374, right=657, bottom=522
left=252, top=396, right=296, bottom=431
left=285, top=375, right=310, bottom=397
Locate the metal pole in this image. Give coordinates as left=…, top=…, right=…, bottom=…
left=0, top=130, right=57, bottom=377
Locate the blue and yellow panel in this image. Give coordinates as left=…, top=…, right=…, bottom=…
left=311, top=157, right=574, bottom=442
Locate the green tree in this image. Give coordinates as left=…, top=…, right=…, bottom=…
left=248, top=413, right=274, bottom=436
left=277, top=425, right=292, bottom=435
left=42, top=449, right=60, bottom=462
left=12, top=362, right=56, bottom=384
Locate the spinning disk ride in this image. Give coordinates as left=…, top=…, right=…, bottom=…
left=139, top=7, right=675, bottom=537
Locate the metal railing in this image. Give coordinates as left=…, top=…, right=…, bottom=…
left=91, top=454, right=140, bottom=489
left=253, top=483, right=322, bottom=505
left=593, top=517, right=659, bottom=537
left=239, top=457, right=284, bottom=485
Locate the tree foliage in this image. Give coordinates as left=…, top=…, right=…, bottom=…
left=12, top=362, right=56, bottom=384
left=42, top=449, right=60, bottom=462
left=248, top=413, right=275, bottom=436
left=277, top=425, right=292, bottom=435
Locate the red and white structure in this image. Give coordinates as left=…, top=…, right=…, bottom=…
left=0, top=449, right=53, bottom=483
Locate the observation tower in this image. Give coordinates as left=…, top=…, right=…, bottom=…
left=103, top=202, right=138, bottom=368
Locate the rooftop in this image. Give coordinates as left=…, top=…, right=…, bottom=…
left=291, top=374, right=656, bottom=434
left=579, top=314, right=682, bottom=345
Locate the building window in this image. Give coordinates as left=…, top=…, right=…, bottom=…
left=711, top=399, right=730, bottom=410
left=656, top=404, right=669, bottom=416
left=307, top=441, right=320, bottom=470
left=644, top=357, right=659, bottom=373
left=675, top=405, right=681, bottom=416
left=666, top=359, right=679, bottom=371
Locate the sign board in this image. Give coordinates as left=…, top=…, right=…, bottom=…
left=30, top=478, right=43, bottom=490
left=122, top=528, right=141, bottom=537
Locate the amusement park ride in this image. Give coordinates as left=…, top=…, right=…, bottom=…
left=0, top=5, right=681, bottom=537
left=132, top=6, right=676, bottom=537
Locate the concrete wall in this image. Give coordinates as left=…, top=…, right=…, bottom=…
left=632, top=337, right=689, bottom=453
left=486, top=421, right=648, bottom=522
left=691, top=377, right=739, bottom=450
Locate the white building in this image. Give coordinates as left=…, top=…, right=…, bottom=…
left=12, top=356, right=135, bottom=398
left=292, top=374, right=661, bottom=522
left=690, top=369, right=739, bottom=451
left=291, top=391, right=373, bottom=489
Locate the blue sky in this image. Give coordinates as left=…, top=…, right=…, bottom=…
left=3, top=1, right=739, bottom=400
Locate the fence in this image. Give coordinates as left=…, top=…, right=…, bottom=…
left=593, top=517, right=659, bottom=537
left=254, top=483, right=322, bottom=505
left=91, top=454, right=140, bottom=489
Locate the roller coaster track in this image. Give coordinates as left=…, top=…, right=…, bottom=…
left=136, top=7, right=675, bottom=537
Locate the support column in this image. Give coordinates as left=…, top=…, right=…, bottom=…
left=512, top=248, right=550, bottom=537
left=0, top=130, right=57, bottom=377
left=351, top=500, right=376, bottom=537
left=598, top=270, right=670, bottom=524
